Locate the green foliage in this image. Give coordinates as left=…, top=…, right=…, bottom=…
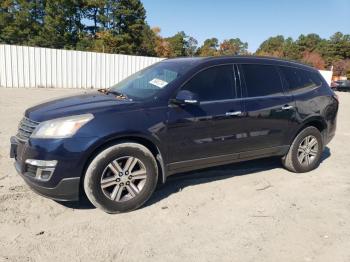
left=184, top=36, right=198, bottom=57
left=82, top=0, right=107, bottom=35
left=165, top=31, right=187, bottom=57
left=326, top=32, right=350, bottom=62
left=255, top=33, right=350, bottom=73
left=0, top=0, right=349, bottom=74
left=33, top=0, right=84, bottom=49
left=107, top=0, right=147, bottom=54
left=0, top=0, right=156, bottom=56
left=150, top=31, right=198, bottom=58
left=139, top=24, right=157, bottom=56
left=256, top=35, right=290, bottom=58
left=0, top=0, right=44, bottom=45
left=296, top=33, right=323, bottom=53
left=197, top=38, right=219, bottom=56
left=196, top=37, right=248, bottom=57
left=219, top=38, right=248, bottom=56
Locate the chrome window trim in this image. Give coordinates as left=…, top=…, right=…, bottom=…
left=170, top=59, right=321, bottom=105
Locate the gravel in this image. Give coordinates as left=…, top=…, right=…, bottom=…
left=1, top=88, right=350, bottom=262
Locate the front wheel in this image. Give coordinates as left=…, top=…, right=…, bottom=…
left=282, top=126, right=323, bottom=173
left=84, top=143, right=158, bottom=213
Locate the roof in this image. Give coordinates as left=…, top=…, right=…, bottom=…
left=163, top=55, right=316, bottom=71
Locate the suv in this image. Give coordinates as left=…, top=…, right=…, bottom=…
left=10, top=56, right=338, bottom=213
left=334, top=80, right=350, bottom=92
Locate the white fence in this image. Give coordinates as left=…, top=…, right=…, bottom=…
left=319, top=70, right=332, bottom=86
left=0, top=44, right=164, bottom=89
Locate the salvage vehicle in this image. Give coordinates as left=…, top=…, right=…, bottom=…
left=10, top=56, right=338, bottom=213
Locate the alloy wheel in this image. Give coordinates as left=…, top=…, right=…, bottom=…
left=297, top=135, right=319, bottom=167
left=100, top=156, right=147, bottom=202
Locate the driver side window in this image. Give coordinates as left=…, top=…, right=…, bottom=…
left=182, top=65, right=236, bottom=101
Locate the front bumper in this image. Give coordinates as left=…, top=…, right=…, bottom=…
left=10, top=135, right=97, bottom=201
left=14, top=161, right=80, bottom=201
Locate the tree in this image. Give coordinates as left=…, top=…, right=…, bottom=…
left=152, top=27, right=172, bottom=57
left=139, top=24, right=157, bottom=56
left=256, top=35, right=286, bottom=57
left=219, top=38, right=248, bottom=55
left=2, top=0, right=350, bottom=62
left=107, top=0, right=147, bottom=55
left=163, top=31, right=197, bottom=57
left=33, top=0, right=84, bottom=49
left=301, top=51, right=325, bottom=69
left=150, top=29, right=198, bottom=58
left=82, top=0, right=109, bottom=36
left=282, top=37, right=300, bottom=60
left=165, top=31, right=186, bottom=57
left=197, top=38, right=219, bottom=56
left=296, top=33, right=323, bottom=53
left=0, top=0, right=44, bottom=45
left=333, top=59, right=350, bottom=77
left=184, top=36, right=198, bottom=57
left=327, top=32, right=350, bottom=62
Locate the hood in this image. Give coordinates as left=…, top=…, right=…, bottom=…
left=25, top=91, right=137, bottom=122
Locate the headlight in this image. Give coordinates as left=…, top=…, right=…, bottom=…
left=31, top=114, right=94, bottom=139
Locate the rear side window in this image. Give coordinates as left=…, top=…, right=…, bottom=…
left=241, top=64, right=283, bottom=97
left=182, top=65, right=235, bottom=101
left=279, top=66, right=321, bottom=92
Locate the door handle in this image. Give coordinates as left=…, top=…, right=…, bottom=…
left=281, top=105, right=293, bottom=110
left=226, top=111, right=242, bottom=116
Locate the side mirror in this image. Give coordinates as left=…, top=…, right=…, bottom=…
left=171, top=90, right=200, bottom=106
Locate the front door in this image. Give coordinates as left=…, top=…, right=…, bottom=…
left=166, top=64, right=245, bottom=171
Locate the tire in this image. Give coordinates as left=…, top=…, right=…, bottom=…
left=84, top=142, right=158, bottom=213
left=282, top=126, right=323, bottom=173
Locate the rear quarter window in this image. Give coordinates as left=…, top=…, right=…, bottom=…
left=279, top=66, right=321, bottom=92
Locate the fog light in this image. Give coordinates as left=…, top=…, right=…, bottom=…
left=40, top=170, right=53, bottom=180
left=25, top=159, right=57, bottom=181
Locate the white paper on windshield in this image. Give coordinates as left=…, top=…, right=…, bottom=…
left=149, top=78, right=168, bottom=88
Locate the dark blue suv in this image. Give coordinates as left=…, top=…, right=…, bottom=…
left=10, top=56, right=338, bottom=213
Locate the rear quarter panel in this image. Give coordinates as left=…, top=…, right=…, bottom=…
left=290, top=84, right=338, bottom=144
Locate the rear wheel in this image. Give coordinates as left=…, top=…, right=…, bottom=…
left=282, top=126, right=323, bottom=173
left=84, top=143, right=158, bottom=213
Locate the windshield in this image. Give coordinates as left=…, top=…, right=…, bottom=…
left=110, top=60, right=193, bottom=101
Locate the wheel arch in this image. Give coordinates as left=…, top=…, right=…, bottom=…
left=290, top=116, right=328, bottom=145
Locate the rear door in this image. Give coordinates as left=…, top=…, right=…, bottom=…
left=278, top=66, right=326, bottom=131
left=238, top=63, right=295, bottom=154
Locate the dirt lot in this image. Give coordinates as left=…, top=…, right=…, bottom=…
left=0, top=88, right=350, bottom=262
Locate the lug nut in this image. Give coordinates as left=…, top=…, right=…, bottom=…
left=119, top=172, right=123, bottom=177
left=125, top=171, right=129, bottom=175
left=126, top=182, right=130, bottom=185
left=116, top=178, right=120, bottom=182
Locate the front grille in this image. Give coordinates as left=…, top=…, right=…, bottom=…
left=16, top=117, right=40, bottom=142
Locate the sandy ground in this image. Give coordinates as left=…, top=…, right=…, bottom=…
left=0, top=88, right=350, bottom=262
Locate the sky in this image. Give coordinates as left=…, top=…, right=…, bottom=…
left=142, top=0, right=350, bottom=52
